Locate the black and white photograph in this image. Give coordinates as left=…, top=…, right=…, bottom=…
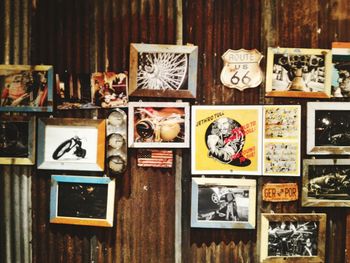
left=191, top=178, right=256, bottom=229
left=303, top=159, right=350, bottom=207
left=331, top=42, right=350, bottom=97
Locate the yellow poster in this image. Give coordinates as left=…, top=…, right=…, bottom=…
left=192, top=106, right=262, bottom=175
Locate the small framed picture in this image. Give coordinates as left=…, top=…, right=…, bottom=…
left=50, top=175, right=115, bottom=227
left=260, top=213, right=326, bottom=262
left=307, top=102, right=350, bottom=155
left=191, top=105, right=262, bottom=175
left=129, top=43, right=198, bottom=99
left=37, top=118, right=106, bottom=171
left=302, top=159, right=350, bottom=207
left=0, top=115, right=36, bottom=165
left=265, top=47, right=332, bottom=98
left=330, top=42, right=350, bottom=97
left=191, top=177, right=256, bottom=229
left=128, top=101, right=190, bottom=148
left=0, top=64, right=53, bottom=112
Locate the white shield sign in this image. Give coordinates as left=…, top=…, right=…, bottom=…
left=220, top=49, right=263, bottom=90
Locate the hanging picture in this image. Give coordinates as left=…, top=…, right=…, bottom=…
left=263, top=105, right=301, bottom=176
left=128, top=101, right=190, bottom=148
left=330, top=42, right=350, bottom=97
left=307, top=102, right=350, bottom=155
left=302, top=159, right=350, bottom=207
left=191, top=105, right=262, bottom=175
left=191, top=177, right=256, bottom=229
left=129, top=43, right=198, bottom=98
left=265, top=47, right=332, bottom=98
left=0, top=64, right=53, bottom=112
left=37, top=118, right=106, bottom=171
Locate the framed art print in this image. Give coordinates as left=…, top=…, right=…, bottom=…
left=129, top=43, right=198, bottom=99
left=260, top=213, right=326, bottom=262
left=302, top=159, right=350, bottom=207
left=37, top=118, right=106, bottom=171
left=191, top=105, right=262, bottom=175
left=263, top=105, right=301, bottom=176
left=265, top=47, right=332, bottom=98
left=307, top=102, right=350, bottom=155
left=128, top=101, right=190, bottom=148
left=191, top=177, right=256, bottom=229
left=0, top=64, right=53, bottom=112
left=330, top=42, right=350, bottom=97
left=50, top=175, right=115, bottom=227
left=0, top=115, right=36, bottom=165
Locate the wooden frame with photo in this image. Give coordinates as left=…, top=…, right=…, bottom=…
left=0, top=64, right=53, bottom=112
left=191, top=177, right=256, bottom=229
left=128, top=101, right=190, bottom=148
left=191, top=105, right=262, bottom=175
left=265, top=47, right=332, bottom=98
left=0, top=115, right=36, bottom=165
left=129, top=43, right=198, bottom=99
left=37, top=118, right=106, bottom=171
left=260, top=213, right=326, bottom=263
left=307, top=102, right=350, bottom=155
left=50, top=175, right=115, bottom=227
left=302, top=159, right=350, bottom=207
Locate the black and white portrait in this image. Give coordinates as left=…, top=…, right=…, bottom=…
left=0, top=121, right=29, bottom=157
left=268, top=221, right=319, bottom=257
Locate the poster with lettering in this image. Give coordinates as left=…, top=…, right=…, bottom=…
left=191, top=105, right=262, bottom=175
left=263, top=105, right=301, bottom=176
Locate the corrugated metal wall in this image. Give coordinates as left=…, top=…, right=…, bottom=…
left=1, top=0, right=350, bottom=262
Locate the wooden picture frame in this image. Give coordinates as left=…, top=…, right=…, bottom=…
left=37, top=118, right=106, bottom=171
left=0, top=64, right=53, bottom=112
left=50, top=175, right=115, bottom=227
left=191, top=105, right=262, bottom=175
left=260, top=213, right=326, bottom=262
left=191, top=177, right=256, bottom=229
left=265, top=47, right=332, bottom=98
left=129, top=43, right=198, bottom=99
left=0, top=115, right=36, bottom=165
left=128, top=101, right=190, bottom=148
left=302, top=159, right=350, bottom=207
left=307, top=102, right=350, bottom=155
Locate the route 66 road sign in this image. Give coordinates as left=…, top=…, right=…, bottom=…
left=220, top=49, right=263, bottom=90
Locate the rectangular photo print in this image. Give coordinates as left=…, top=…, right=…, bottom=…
left=37, top=118, right=106, bottom=171
left=330, top=42, right=350, bottom=97
left=303, top=159, right=350, bottom=207
left=128, top=101, right=190, bottom=148
left=191, top=177, right=256, bottom=229
left=260, top=213, right=326, bottom=262
left=265, top=47, right=332, bottom=98
left=191, top=105, right=262, bottom=175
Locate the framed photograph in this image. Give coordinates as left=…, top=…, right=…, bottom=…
left=50, top=175, right=115, bottom=227
left=265, top=47, right=332, bottom=98
left=191, top=177, right=256, bottom=229
left=263, top=105, right=301, bottom=176
left=129, top=43, right=198, bottom=99
left=0, top=115, right=36, bottom=165
left=0, top=64, right=53, bottom=112
left=191, top=105, right=262, bottom=175
left=307, top=102, right=350, bottom=154
left=128, top=101, right=190, bottom=148
left=302, top=159, right=350, bottom=207
left=37, top=118, right=106, bottom=171
left=260, top=213, right=326, bottom=262
left=330, top=42, right=350, bottom=97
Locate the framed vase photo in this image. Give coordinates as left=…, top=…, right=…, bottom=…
left=0, top=64, right=53, bottom=112
left=265, top=47, right=332, bottom=98
left=128, top=101, right=190, bottom=148
left=302, top=159, right=350, bottom=207
left=191, top=177, right=256, bottom=229
left=50, top=175, right=115, bottom=227
left=307, top=102, right=350, bottom=155
left=129, top=43, right=198, bottom=99
left=0, top=115, right=36, bottom=165
left=191, top=105, right=262, bottom=175
left=37, top=118, right=106, bottom=171
left=260, top=213, right=326, bottom=263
